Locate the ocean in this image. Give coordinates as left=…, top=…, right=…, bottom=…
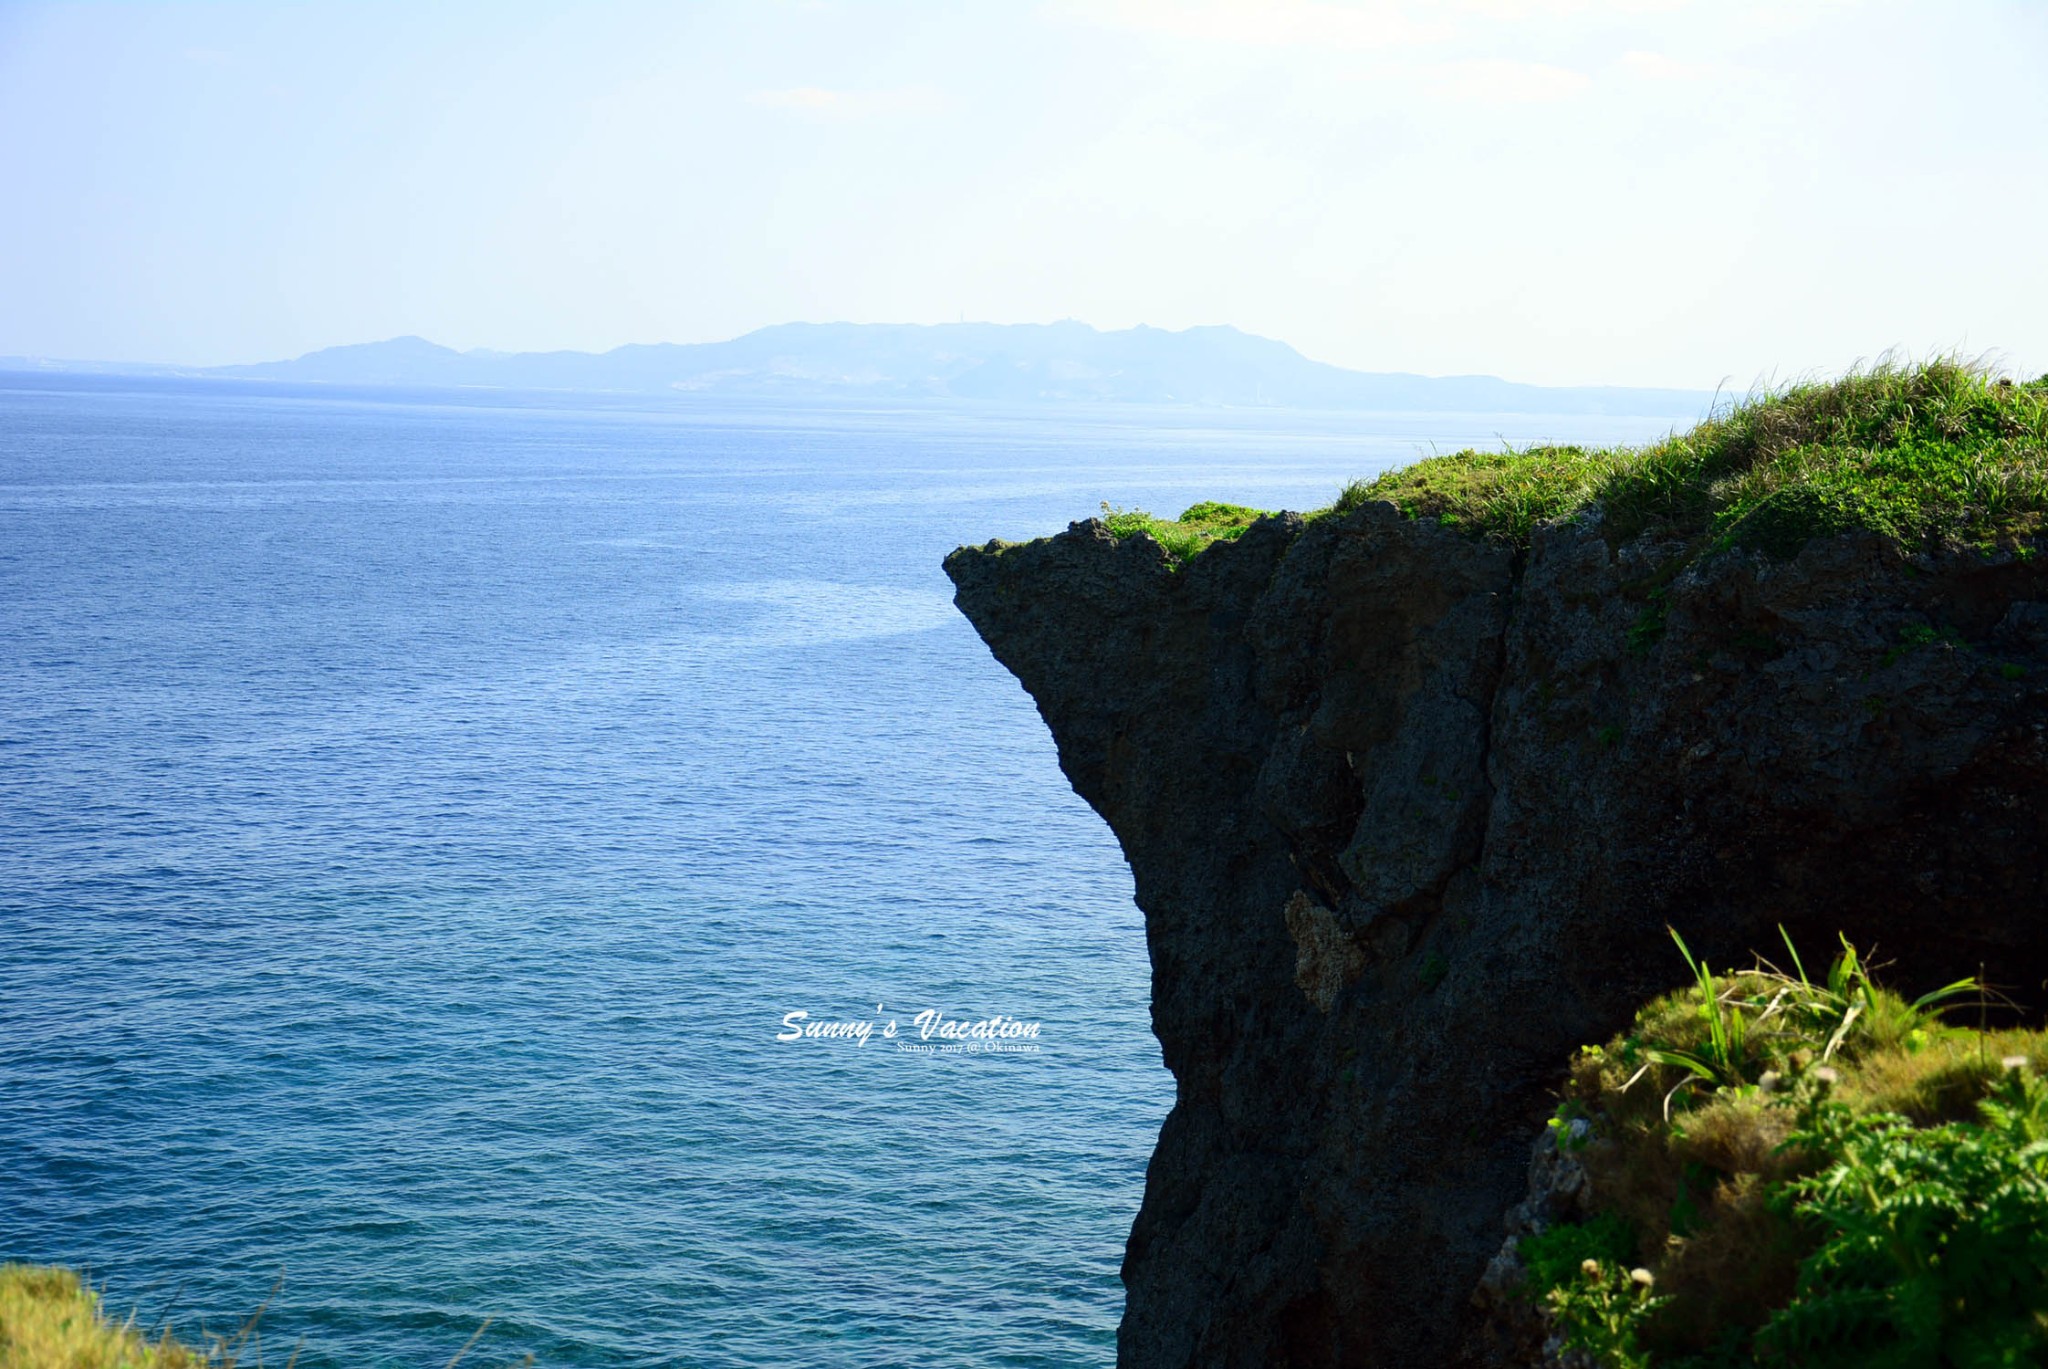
left=0, top=378, right=1697, bottom=1367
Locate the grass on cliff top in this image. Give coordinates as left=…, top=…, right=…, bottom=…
left=1526, top=931, right=2048, bottom=1367
left=1097, top=500, right=1270, bottom=563
left=1346, top=360, right=2048, bottom=555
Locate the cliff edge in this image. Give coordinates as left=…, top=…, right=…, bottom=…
left=943, top=365, right=2048, bottom=1367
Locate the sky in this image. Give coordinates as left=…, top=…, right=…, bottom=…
left=0, top=0, right=2043, bottom=388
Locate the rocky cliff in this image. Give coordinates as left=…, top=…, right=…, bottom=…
left=944, top=491, right=2048, bottom=1367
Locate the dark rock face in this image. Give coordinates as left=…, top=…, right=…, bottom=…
left=943, top=505, right=2048, bottom=1369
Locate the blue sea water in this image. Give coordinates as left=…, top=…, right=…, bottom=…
left=0, top=379, right=1698, bottom=1368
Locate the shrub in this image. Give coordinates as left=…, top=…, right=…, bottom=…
left=1522, top=931, right=2048, bottom=1366
left=1756, top=1070, right=2048, bottom=1366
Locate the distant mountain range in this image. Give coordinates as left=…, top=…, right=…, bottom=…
left=2, top=322, right=1715, bottom=416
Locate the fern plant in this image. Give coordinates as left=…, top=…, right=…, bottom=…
left=1756, top=1068, right=2048, bottom=1366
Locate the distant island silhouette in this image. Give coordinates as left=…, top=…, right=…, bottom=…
left=4, top=322, right=1713, bottom=416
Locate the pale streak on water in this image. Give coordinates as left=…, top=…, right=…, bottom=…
left=0, top=379, right=1698, bottom=1367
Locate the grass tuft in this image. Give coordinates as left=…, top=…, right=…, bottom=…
left=1097, top=500, right=1271, bottom=565
left=1336, top=359, right=2048, bottom=556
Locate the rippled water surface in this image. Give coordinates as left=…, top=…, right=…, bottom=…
left=0, top=379, right=1697, bottom=1366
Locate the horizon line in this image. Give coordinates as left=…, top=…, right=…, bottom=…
left=0, top=318, right=1724, bottom=396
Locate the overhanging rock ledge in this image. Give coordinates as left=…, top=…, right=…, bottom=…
left=945, top=502, right=2048, bottom=1368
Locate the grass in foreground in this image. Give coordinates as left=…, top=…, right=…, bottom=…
left=1522, top=931, right=2048, bottom=1367
left=0, top=1265, right=515, bottom=1369
left=0, top=1264, right=215, bottom=1368
left=1346, top=360, right=2048, bottom=556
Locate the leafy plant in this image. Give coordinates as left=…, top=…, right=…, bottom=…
left=1547, top=1260, right=1669, bottom=1369
left=1755, top=1067, right=2048, bottom=1366
left=1549, top=1095, right=1596, bottom=1152
left=1520, top=1212, right=1638, bottom=1290
left=1520, top=1217, right=1667, bottom=1367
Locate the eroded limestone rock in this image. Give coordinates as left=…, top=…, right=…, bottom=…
left=945, top=504, right=2048, bottom=1368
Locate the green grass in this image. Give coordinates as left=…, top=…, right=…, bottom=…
left=1095, top=363, right=2048, bottom=564
left=1349, top=360, right=2048, bottom=556
left=0, top=1264, right=215, bottom=1368
left=0, top=1264, right=515, bottom=1369
left=1519, top=931, right=2048, bottom=1366
left=1097, top=500, right=1270, bottom=564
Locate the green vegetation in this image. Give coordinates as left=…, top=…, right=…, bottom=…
left=1099, top=364, right=2048, bottom=567
left=1097, top=500, right=1270, bottom=564
left=1330, top=478, right=1377, bottom=517
left=1880, top=622, right=1963, bottom=668
left=1519, top=931, right=2048, bottom=1366
left=1541, top=1255, right=1669, bottom=1369
left=0, top=1265, right=512, bottom=1369
left=1417, top=951, right=1450, bottom=991
left=1351, top=361, right=2048, bottom=556
left=0, top=1264, right=216, bottom=1368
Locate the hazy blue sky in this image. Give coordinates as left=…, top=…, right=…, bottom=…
left=2, top=0, right=2043, bottom=387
